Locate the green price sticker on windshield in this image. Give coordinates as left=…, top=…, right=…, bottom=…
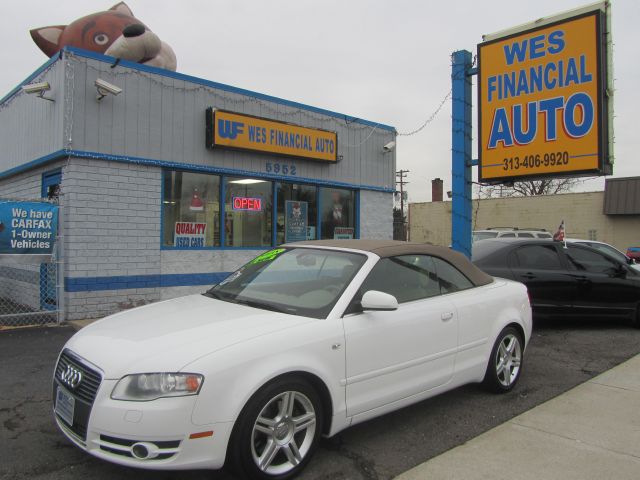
left=249, top=248, right=286, bottom=265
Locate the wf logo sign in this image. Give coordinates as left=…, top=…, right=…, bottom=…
left=218, top=120, right=244, bottom=140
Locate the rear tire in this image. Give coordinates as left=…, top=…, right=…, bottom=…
left=226, top=377, right=323, bottom=480
left=482, top=326, right=523, bottom=393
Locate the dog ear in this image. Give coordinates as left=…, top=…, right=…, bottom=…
left=110, top=2, right=134, bottom=17
left=30, top=26, right=65, bottom=57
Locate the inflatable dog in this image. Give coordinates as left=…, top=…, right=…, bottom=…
left=30, top=2, right=177, bottom=71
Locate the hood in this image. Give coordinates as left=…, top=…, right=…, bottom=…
left=65, top=295, right=312, bottom=379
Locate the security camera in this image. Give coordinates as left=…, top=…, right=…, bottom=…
left=95, top=78, right=122, bottom=100
left=21, top=82, right=51, bottom=94
left=383, top=141, right=396, bottom=152
left=21, top=82, right=54, bottom=101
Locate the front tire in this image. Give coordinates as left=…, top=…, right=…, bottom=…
left=227, top=377, right=323, bottom=480
left=482, top=326, right=523, bottom=393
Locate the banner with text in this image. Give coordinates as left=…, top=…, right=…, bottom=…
left=174, top=222, right=206, bottom=248
left=285, top=200, right=308, bottom=242
left=0, top=201, right=58, bottom=255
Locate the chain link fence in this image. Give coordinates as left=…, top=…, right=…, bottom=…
left=0, top=197, right=61, bottom=328
left=0, top=260, right=59, bottom=327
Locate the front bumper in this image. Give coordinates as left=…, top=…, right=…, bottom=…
left=53, top=361, right=233, bottom=470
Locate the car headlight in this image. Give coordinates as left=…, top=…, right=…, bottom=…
left=111, top=373, right=204, bottom=401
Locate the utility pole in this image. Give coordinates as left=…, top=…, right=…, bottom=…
left=395, top=170, right=409, bottom=241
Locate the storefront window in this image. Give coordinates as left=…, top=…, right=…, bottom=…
left=277, top=183, right=317, bottom=244
left=162, top=171, right=220, bottom=248
left=320, top=187, right=355, bottom=239
left=224, top=177, right=273, bottom=247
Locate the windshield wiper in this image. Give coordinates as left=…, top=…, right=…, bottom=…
left=234, top=298, right=294, bottom=314
left=203, top=290, right=230, bottom=301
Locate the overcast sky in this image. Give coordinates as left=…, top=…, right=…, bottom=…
left=2, top=0, right=637, bottom=202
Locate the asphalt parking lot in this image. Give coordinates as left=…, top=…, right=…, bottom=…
left=2, top=318, right=639, bottom=480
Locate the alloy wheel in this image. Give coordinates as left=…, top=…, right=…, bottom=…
left=495, top=333, right=522, bottom=387
left=250, top=390, right=317, bottom=475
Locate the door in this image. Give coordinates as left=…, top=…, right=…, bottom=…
left=508, top=243, right=576, bottom=316
left=40, top=169, right=61, bottom=311
left=562, top=244, right=639, bottom=317
left=343, top=255, right=457, bottom=417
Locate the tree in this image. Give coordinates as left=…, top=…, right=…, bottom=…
left=477, top=178, right=583, bottom=199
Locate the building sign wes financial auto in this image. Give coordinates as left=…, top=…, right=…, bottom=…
left=207, top=109, right=338, bottom=162
left=478, top=8, right=611, bottom=182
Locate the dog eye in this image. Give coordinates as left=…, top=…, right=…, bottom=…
left=94, top=33, right=110, bottom=45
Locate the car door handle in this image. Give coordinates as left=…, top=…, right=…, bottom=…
left=441, top=312, right=454, bottom=321
left=521, top=273, right=536, bottom=280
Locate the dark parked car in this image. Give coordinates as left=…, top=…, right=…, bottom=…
left=472, top=239, right=640, bottom=327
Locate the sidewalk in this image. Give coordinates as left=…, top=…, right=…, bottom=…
left=396, top=354, right=640, bottom=480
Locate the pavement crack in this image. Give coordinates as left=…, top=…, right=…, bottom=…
left=323, top=437, right=380, bottom=480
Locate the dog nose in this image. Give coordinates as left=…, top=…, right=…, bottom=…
left=123, top=23, right=146, bottom=38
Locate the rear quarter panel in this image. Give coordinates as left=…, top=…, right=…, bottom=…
left=453, top=279, right=531, bottom=383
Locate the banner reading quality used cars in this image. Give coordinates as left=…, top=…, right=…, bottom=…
left=0, top=201, right=58, bottom=254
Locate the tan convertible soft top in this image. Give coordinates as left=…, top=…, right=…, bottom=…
left=285, top=239, right=493, bottom=287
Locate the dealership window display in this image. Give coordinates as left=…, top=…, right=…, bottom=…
left=162, top=171, right=220, bottom=248
left=224, top=177, right=273, bottom=247
left=320, top=188, right=355, bottom=240
left=277, top=183, right=317, bottom=244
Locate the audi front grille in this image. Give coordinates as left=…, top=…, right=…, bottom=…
left=55, top=350, right=102, bottom=404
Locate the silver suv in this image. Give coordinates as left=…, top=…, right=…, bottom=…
left=473, top=228, right=553, bottom=242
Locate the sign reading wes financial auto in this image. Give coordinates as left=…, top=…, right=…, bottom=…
left=206, top=109, right=338, bottom=162
left=478, top=6, right=611, bottom=182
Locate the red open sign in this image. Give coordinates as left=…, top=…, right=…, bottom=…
left=232, top=196, right=262, bottom=211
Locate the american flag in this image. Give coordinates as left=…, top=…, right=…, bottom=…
left=553, top=220, right=565, bottom=241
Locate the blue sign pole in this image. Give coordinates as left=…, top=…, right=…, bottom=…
left=451, top=50, right=473, bottom=258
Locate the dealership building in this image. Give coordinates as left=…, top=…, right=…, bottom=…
left=0, top=47, right=396, bottom=320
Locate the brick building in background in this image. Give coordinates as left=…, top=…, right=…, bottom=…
left=0, top=48, right=396, bottom=320
left=409, top=178, right=640, bottom=252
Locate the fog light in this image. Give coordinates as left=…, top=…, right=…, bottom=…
left=131, top=442, right=150, bottom=459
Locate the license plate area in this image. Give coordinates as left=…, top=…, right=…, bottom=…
left=55, top=387, right=75, bottom=426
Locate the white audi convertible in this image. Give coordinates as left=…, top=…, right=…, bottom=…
left=53, top=240, right=532, bottom=479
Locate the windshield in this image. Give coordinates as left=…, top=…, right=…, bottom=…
left=206, top=247, right=367, bottom=319
left=473, top=231, right=499, bottom=242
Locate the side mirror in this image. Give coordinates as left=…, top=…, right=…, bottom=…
left=611, top=264, right=627, bottom=278
left=361, top=290, right=398, bottom=311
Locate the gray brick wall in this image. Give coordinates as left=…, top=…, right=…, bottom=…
left=66, top=288, right=161, bottom=319
left=62, top=157, right=162, bottom=319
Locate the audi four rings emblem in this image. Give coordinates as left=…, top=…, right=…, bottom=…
left=60, top=365, right=82, bottom=389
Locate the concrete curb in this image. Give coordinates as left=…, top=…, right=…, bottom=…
left=395, top=354, right=640, bottom=480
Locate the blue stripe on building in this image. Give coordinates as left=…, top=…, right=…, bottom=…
left=65, top=272, right=232, bottom=292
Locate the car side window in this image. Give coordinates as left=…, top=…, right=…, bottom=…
left=514, top=245, right=563, bottom=270
left=587, top=243, right=626, bottom=263
left=358, top=255, right=440, bottom=304
left=432, top=258, right=474, bottom=293
left=565, top=246, right=619, bottom=274
left=500, top=233, right=516, bottom=238
left=518, top=233, right=534, bottom=238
